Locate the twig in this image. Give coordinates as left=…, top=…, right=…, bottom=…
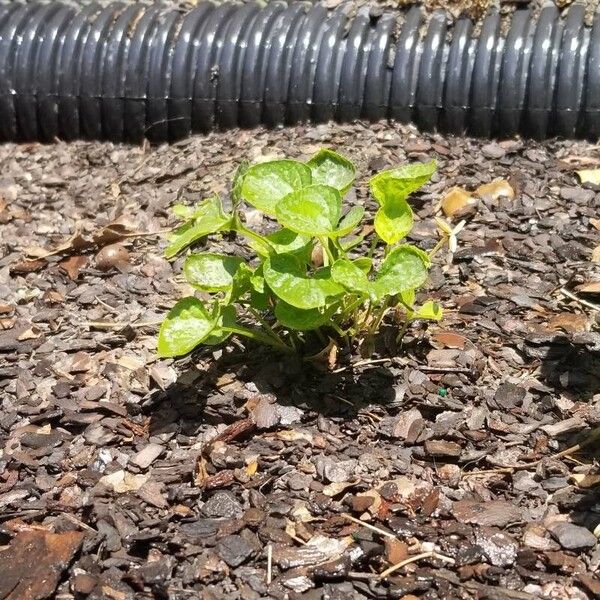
left=558, top=287, right=600, bottom=312
left=379, top=550, right=455, bottom=579
left=267, top=544, right=273, bottom=585
left=341, top=513, right=396, bottom=539
left=84, top=320, right=162, bottom=330
left=331, top=357, right=395, bottom=374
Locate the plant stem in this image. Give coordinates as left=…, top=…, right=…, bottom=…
left=246, top=307, right=286, bottom=344
left=428, top=236, right=447, bottom=259
left=233, top=219, right=274, bottom=253
left=318, top=236, right=334, bottom=265
left=222, top=325, right=294, bottom=354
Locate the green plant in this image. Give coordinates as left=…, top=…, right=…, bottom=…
left=158, top=149, right=446, bottom=359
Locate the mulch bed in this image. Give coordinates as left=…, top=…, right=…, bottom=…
left=1, top=119, right=599, bottom=600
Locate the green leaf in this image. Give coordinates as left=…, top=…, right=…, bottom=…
left=399, top=289, right=416, bottom=308
left=307, top=149, right=355, bottom=194
left=370, top=160, right=436, bottom=206
left=275, top=185, right=342, bottom=236
left=240, top=159, right=312, bottom=215
left=412, top=300, right=443, bottom=321
left=228, top=263, right=254, bottom=302
left=331, top=259, right=372, bottom=296
left=184, top=253, right=245, bottom=292
left=353, top=257, right=373, bottom=273
left=204, top=305, right=237, bottom=345
left=231, top=160, right=249, bottom=207
left=250, top=228, right=312, bottom=260
left=263, top=253, right=344, bottom=309
left=332, top=205, right=365, bottom=238
left=165, top=197, right=231, bottom=258
left=372, top=245, right=430, bottom=300
left=275, top=301, right=333, bottom=331
left=374, top=197, right=413, bottom=245
left=157, top=297, right=217, bottom=357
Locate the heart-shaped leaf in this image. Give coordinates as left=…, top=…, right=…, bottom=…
left=332, top=205, right=365, bottom=238
left=158, top=297, right=217, bottom=357
left=241, top=159, right=312, bottom=215
left=372, top=245, right=430, bottom=300
left=331, top=259, right=372, bottom=296
left=165, top=197, right=231, bottom=258
left=308, top=149, right=356, bottom=194
left=184, top=253, right=245, bottom=292
left=374, top=197, right=413, bottom=245
left=263, top=253, right=344, bottom=309
left=370, top=160, right=436, bottom=206
left=275, top=301, right=334, bottom=331
left=275, top=185, right=342, bottom=236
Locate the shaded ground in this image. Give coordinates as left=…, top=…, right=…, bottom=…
left=1, top=118, right=599, bottom=599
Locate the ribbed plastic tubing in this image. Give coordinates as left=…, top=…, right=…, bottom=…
left=0, top=1, right=597, bottom=142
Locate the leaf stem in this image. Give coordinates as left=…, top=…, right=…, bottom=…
left=222, top=325, right=295, bottom=354
left=246, top=307, right=286, bottom=345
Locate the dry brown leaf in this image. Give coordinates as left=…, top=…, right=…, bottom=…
left=575, top=281, right=600, bottom=294
left=441, top=186, right=478, bottom=218
left=10, top=258, right=47, bottom=274
left=24, top=231, right=91, bottom=259
left=59, top=255, right=88, bottom=280
left=570, top=473, right=600, bottom=488
left=384, top=538, right=409, bottom=565
left=431, top=331, right=468, bottom=349
left=304, top=339, right=339, bottom=372
left=475, top=178, right=515, bottom=202
left=548, top=313, right=590, bottom=334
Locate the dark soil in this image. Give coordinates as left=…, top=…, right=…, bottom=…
left=1, top=117, right=600, bottom=599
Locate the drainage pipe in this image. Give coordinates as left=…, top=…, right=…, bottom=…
left=0, top=1, right=597, bottom=142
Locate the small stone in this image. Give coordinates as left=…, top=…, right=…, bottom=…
left=347, top=495, right=375, bottom=513
left=384, top=538, right=409, bottom=565
left=494, top=382, right=525, bottom=409
left=541, top=477, right=569, bottom=492
left=378, top=409, right=423, bottom=440
left=452, top=500, right=523, bottom=528
left=475, top=528, right=518, bottom=567
left=315, top=457, right=357, bottom=483
left=481, top=142, right=506, bottom=159
left=71, top=573, right=97, bottom=595
left=547, top=522, right=597, bottom=550
left=216, top=535, right=255, bottom=567
left=424, top=440, right=462, bottom=458
left=202, top=491, right=243, bottom=519
left=131, top=443, right=164, bottom=469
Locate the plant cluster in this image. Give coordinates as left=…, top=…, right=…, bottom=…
left=157, top=149, right=445, bottom=358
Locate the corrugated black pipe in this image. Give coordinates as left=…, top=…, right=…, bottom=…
left=0, top=1, right=597, bottom=143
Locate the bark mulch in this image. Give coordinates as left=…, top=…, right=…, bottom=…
left=1, top=120, right=599, bottom=599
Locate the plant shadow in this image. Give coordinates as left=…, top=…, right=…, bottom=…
left=143, top=345, right=398, bottom=438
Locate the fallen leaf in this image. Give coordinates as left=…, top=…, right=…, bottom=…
left=384, top=538, right=409, bottom=565
left=431, top=331, right=468, bottom=349
left=0, top=529, right=84, bottom=600
left=304, top=339, right=339, bottom=372
left=590, top=218, right=600, bottom=230
left=59, top=255, right=88, bottom=280
left=99, top=470, right=148, bottom=493
left=570, top=473, right=600, bottom=488
left=0, top=304, right=14, bottom=315
left=548, top=313, right=590, bottom=334
left=24, top=230, right=91, bottom=259
left=441, top=187, right=478, bottom=218
left=245, top=460, right=258, bottom=477
left=10, top=258, right=47, bottom=274
left=592, top=246, right=600, bottom=263
left=475, top=178, right=515, bottom=202
left=575, top=281, right=600, bottom=294
left=576, top=169, right=600, bottom=186
left=17, top=326, right=42, bottom=341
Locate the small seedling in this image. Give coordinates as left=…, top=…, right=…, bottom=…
left=158, top=149, right=447, bottom=358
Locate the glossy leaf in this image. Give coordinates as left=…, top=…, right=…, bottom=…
left=240, top=159, right=312, bottom=215
left=275, top=185, right=341, bottom=236
left=251, top=228, right=312, bottom=260
left=331, top=259, right=371, bottom=296
left=165, top=197, right=231, bottom=258
left=157, top=297, right=217, bottom=357
left=231, top=160, right=249, bottom=207
left=204, top=305, right=237, bottom=345
left=275, top=301, right=333, bottom=331
left=370, top=160, right=436, bottom=206
left=332, top=205, right=365, bottom=238
left=374, top=197, right=413, bottom=245
left=263, top=253, right=344, bottom=309
left=184, top=253, right=245, bottom=292
left=412, top=300, right=443, bottom=321
left=372, top=245, right=430, bottom=299
left=307, top=149, right=355, bottom=193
